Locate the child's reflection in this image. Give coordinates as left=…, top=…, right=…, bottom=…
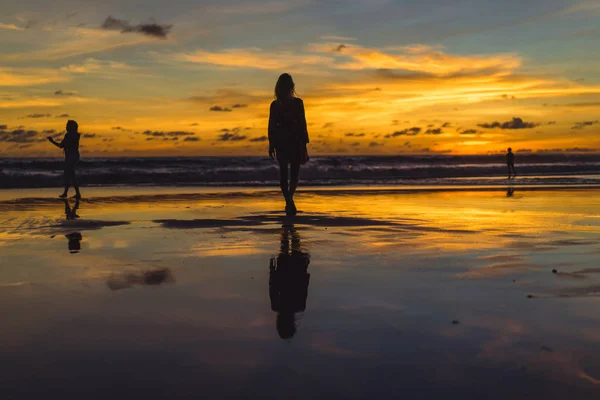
left=269, top=225, right=311, bottom=339
left=63, top=199, right=81, bottom=253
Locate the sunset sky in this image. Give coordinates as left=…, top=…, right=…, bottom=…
left=1, top=0, right=599, bottom=157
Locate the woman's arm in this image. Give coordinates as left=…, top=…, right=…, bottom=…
left=298, top=99, right=309, bottom=144
left=47, top=136, right=63, bottom=148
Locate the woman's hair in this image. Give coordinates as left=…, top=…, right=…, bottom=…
left=66, top=120, right=79, bottom=133
left=274, top=73, right=296, bottom=100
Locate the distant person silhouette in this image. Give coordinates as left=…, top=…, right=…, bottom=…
left=506, top=187, right=515, bottom=197
left=268, top=73, right=310, bottom=216
left=48, top=120, right=81, bottom=199
left=269, top=225, right=310, bottom=339
left=506, top=147, right=516, bottom=179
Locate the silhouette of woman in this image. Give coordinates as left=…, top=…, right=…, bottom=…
left=48, top=120, right=81, bottom=199
left=268, top=73, right=309, bottom=216
left=269, top=225, right=311, bottom=339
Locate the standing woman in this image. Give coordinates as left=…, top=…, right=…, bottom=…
left=268, top=73, right=309, bottom=216
left=48, top=120, right=81, bottom=199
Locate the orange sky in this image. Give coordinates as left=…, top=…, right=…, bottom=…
left=1, top=0, right=599, bottom=157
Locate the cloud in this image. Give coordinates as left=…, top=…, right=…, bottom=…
left=0, top=67, right=68, bottom=87
left=249, top=136, right=268, bottom=142
left=345, top=132, right=365, bottom=137
left=190, top=123, right=199, bottom=126
left=56, top=114, right=70, bottom=118
left=0, top=128, right=44, bottom=143
left=54, top=90, right=76, bottom=96
left=548, top=121, right=557, bottom=125
left=0, top=23, right=25, bottom=31
left=82, top=133, right=97, bottom=138
left=477, top=117, right=539, bottom=129
left=142, top=130, right=196, bottom=137
left=111, top=126, right=131, bottom=131
left=442, top=122, right=452, bottom=128
left=217, top=129, right=247, bottom=141
left=385, top=127, right=421, bottom=138
left=60, top=58, right=133, bottom=74
left=210, top=105, right=232, bottom=112
left=571, top=120, right=599, bottom=130
left=231, top=104, right=247, bottom=108
left=460, top=129, right=481, bottom=135
left=184, top=137, right=200, bottom=142
left=179, top=48, right=334, bottom=71
left=425, top=128, right=443, bottom=135
left=26, top=113, right=51, bottom=118
left=101, top=16, right=172, bottom=39
left=565, top=147, right=596, bottom=153
left=369, top=141, right=382, bottom=147
left=310, top=43, right=521, bottom=76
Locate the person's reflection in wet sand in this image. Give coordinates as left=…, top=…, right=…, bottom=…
left=269, top=225, right=311, bottom=339
left=63, top=199, right=82, bottom=253
left=506, top=187, right=515, bottom=197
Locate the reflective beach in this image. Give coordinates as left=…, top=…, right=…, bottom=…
left=1, top=186, right=600, bottom=399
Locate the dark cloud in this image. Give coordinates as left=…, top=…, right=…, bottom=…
left=210, top=106, right=232, bottom=112
left=571, top=120, right=599, bottom=130
left=565, top=147, right=596, bottom=152
left=56, top=114, right=70, bottom=118
left=425, top=128, right=443, bottom=135
left=336, top=44, right=347, bottom=52
left=101, top=16, right=172, bottom=39
left=26, top=113, right=51, bottom=118
left=82, top=133, right=97, bottom=138
left=323, top=122, right=334, bottom=129
left=231, top=104, right=247, bottom=108
left=460, top=129, right=480, bottom=135
left=548, top=121, right=556, bottom=125
left=218, top=132, right=247, bottom=141
left=477, top=117, right=539, bottom=129
left=442, top=122, right=452, bottom=128
left=345, top=132, right=365, bottom=137
left=142, top=130, right=195, bottom=137
left=184, top=137, right=200, bottom=142
left=517, top=148, right=533, bottom=153
left=351, top=142, right=360, bottom=147
left=111, top=126, right=131, bottom=131
left=249, top=136, right=268, bottom=142
left=369, top=142, right=382, bottom=147
left=384, top=127, right=421, bottom=138
left=190, top=123, right=198, bottom=126
left=0, top=129, right=43, bottom=143
left=54, top=90, right=76, bottom=96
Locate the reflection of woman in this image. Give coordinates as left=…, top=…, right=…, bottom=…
left=63, top=198, right=82, bottom=253
left=268, top=73, right=309, bottom=216
left=269, top=225, right=310, bottom=339
left=48, top=120, right=81, bottom=199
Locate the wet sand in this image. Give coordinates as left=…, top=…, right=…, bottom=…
left=1, top=186, right=600, bottom=399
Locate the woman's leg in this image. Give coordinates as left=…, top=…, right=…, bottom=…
left=72, top=162, right=81, bottom=198
left=61, top=162, right=72, bottom=197
left=289, top=161, right=300, bottom=198
left=278, top=158, right=290, bottom=201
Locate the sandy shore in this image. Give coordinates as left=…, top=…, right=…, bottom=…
left=1, top=186, right=600, bottom=399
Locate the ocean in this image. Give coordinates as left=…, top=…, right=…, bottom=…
left=0, top=154, right=599, bottom=188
